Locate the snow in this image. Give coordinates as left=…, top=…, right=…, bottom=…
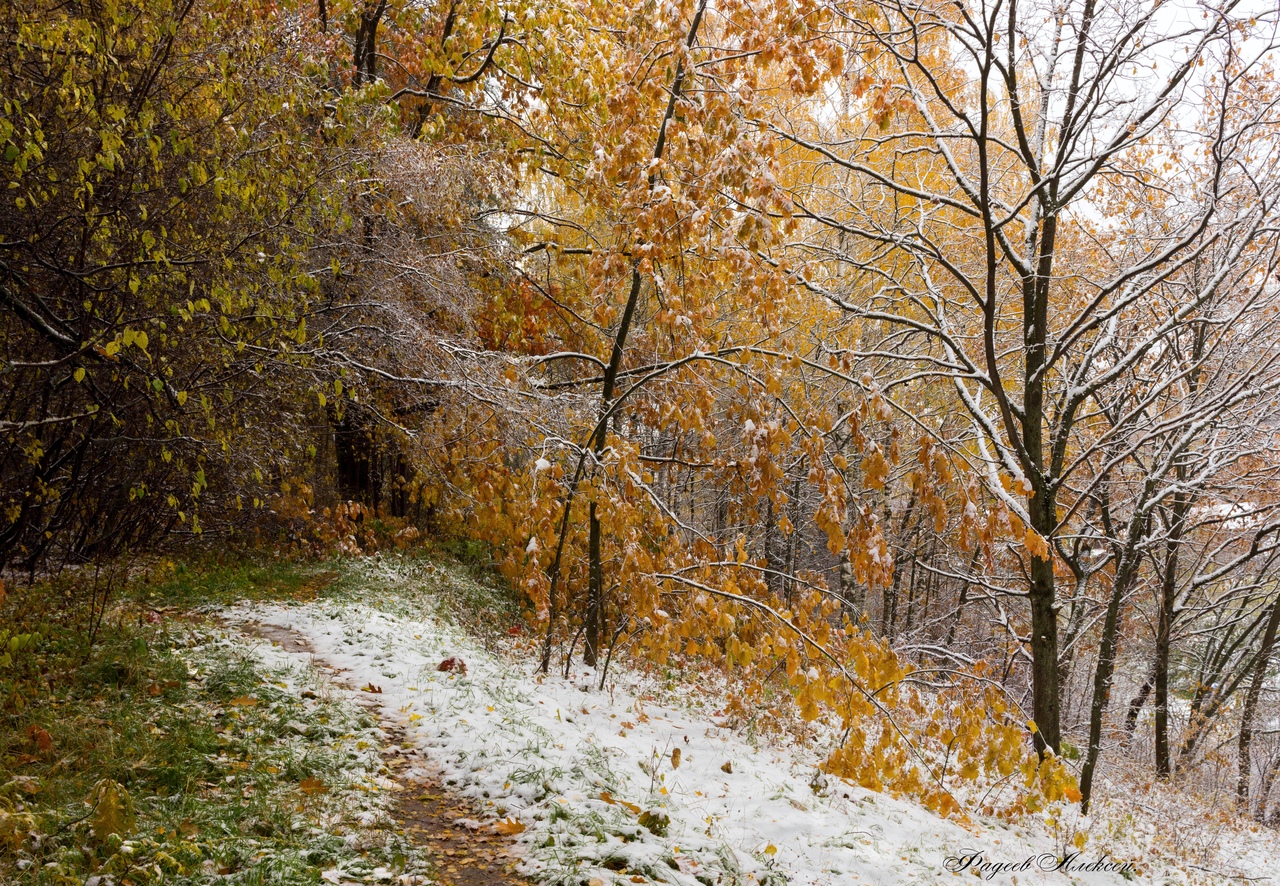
left=224, top=559, right=1280, bottom=885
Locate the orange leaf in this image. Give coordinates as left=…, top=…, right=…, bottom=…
left=494, top=818, right=526, bottom=836
left=26, top=726, right=52, bottom=753
left=299, top=776, right=328, bottom=796
left=1024, top=528, right=1050, bottom=561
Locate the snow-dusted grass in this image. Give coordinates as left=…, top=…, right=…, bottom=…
left=224, top=554, right=1280, bottom=885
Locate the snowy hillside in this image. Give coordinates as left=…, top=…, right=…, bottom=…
left=218, top=557, right=1280, bottom=885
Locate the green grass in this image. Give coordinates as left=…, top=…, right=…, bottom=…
left=141, top=557, right=345, bottom=610
left=0, top=573, right=430, bottom=886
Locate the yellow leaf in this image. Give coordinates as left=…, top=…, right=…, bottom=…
left=494, top=818, right=526, bottom=836
left=73, top=368, right=85, bottom=383
left=765, top=844, right=777, bottom=856
left=88, top=780, right=136, bottom=843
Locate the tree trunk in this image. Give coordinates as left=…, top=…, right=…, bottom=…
left=1079, top=538, right=1141, bottom=810
left=1238, top=597, right=1280, bottom=811
left=1027, top=488, right=1062, bottom=756
left=1122, top=670, right=1154, bottom=748
left=1154, top=486, right=1191, bottom=778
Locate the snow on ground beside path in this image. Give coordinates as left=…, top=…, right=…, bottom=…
left=221, top=558, right=1275, bottom=885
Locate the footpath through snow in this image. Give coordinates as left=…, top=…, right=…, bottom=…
left=223, top=557, right=1264, bottom=885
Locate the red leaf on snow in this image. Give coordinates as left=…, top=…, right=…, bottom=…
left=437, top=656, right=467, bottom=675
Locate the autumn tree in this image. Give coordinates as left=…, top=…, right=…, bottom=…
left=777, top=0, right=1280, bottom=757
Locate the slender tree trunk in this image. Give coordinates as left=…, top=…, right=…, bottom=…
left=1122, top=670, right=1154, bottom=748
left=1155, top=488, right=1189, bottom=778
left=883, top=493, right=916, bottom=639
left=1257, top=752, right=1280, bottom=823
left=1079, top=529, right=1142, bottom=811
left=1238, top=597, right=1280, bottom=811
left=945, top=546, right=982, bottom=646
left=581, top=0, right=706, bottom=670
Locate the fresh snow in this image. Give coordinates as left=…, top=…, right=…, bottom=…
left=222, top=558, right=1279, bottom=884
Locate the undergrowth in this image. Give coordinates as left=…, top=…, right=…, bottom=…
left=0, top=568, right=430, bottom=886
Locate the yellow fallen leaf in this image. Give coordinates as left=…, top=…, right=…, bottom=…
left=494, top=818, right=526, bottom=836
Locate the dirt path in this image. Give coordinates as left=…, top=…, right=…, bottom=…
left=238, top=620, right=534, bottom=886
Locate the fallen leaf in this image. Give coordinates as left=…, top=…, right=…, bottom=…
left=494, top=818, right=525, bottom=836
left=361, top=683, right=383, bottom=694
left=721, top=761, right=734, bottom=774
left=299, top=776, right=328, bottom=796
left=227, top=695, right=259, bottom=706
left=437, top=657, right=467, bottom=675
left=600, top=791, right=617, bottom=805
left=26, top=726, right=52, bottom=753
left=147, top=683, right=162, bottom=697
left=671, top=748, right=681, bottom=769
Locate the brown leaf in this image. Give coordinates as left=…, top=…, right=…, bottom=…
left=147, top=683, right=162, bottom=697
left=361, top=682, right=383, bottom=694
left=299, top=776, right=328, bottom=796
left=26, top=725, right=52, bottom=753
left=721, top=761, right=734, bottom=774
left=670, top=748, right=681, bottom=769
left=226, top=695, right=259, bottom=706
left=599, top=791, right=616, bottom=805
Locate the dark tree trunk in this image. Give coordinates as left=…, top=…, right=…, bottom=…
left=1154, top=488, right=1189, bottom=778
left=1079, top=522, right=1142, bottom=811
left=1238, top=597, right=1280, bottom=811
left=334, top=409, right=379, bottom=508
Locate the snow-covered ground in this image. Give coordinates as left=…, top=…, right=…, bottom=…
left=223, top=557, right=1280, bottom=885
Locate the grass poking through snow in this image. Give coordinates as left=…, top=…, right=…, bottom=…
left=0, top=563, right=431, bottom=886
